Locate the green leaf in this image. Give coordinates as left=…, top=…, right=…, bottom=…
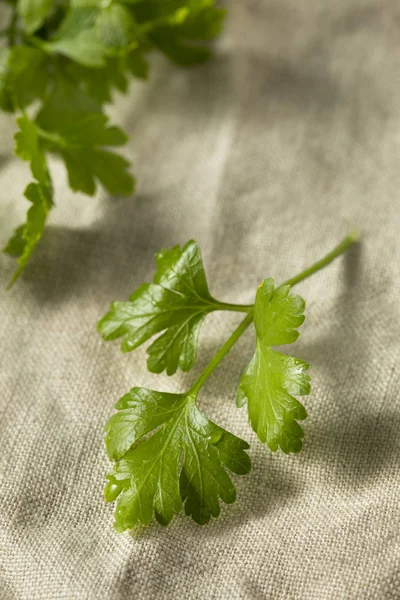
left=124, top=0, right=225, bottom=66
left=42, top=3, right=139, bottom=67
left=36, top=71, right=99, bottom=129
left=0, top=49, right=13, bottom=112
left=70, top=0, right=103, bottom=6
left=67, top=46, right=149, bottom=105
left=98, top=240, right=225, bottom=375
left=4, top=114, right=52, bottom=283
left=68, top=63, right=125, bottom=105
left=237, top=279, right=311, bottom=454
left=10, top=47, right=50, bottom=109
left=0, top=47, right=50, bottom=112
left=14, top=115, right=49, bottom=184
left=3, top=225, right=27, bottom=257
left=175, top=6, right=226, bottom=39
left=127, top=0, right=188, bottom=25
left=61, top=147, right=133, bottom=196
left=95, top=4, right=136, bottom=50
left=4, top=183, right=53, bottom=286
left=104, top=386, right=250, bottom=530
left=127, top=49, right=149, bottom=79
left=36, top=76, right=134, bottom=196
left=42, top=7, right=106, bottom=67
left=139, top=1, right=226, bottom=66
left=17, top=0, right=53, bottom=34
left=149, top=27, right=211, bottom=66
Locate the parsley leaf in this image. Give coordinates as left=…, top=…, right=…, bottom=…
left=4, top=182, right=53, bottom=286
left=14, top=114, right=49, bottom=184
left=67, top=49, right=148, bottom=105
left=41, top=3, right=138, bottom=67
left=36, top=76, right=134, bottom=196
left=95, top=3, right=137, bottom=51
left=237, top=279, right=311, bottom=454
left=98, top=240, right=231, bottom=375
left=10, top=47, right=50, bottom=109
left=104, top=386, right=250, bottom=530
left=0, top=49, right=14, bottom=112
left=149, top=27, right=211, bottom=66
left=4, top=114, right=53, bottom=285
left=148, top=5, right=226, bottom=66
left=127, top=0, right=188, bottom=24
left=41, top=7, right=107, bottom=67
left=0, top=47, right=50, bottom=112
left=68, top=58, right=129, bottom=105
left=17, top=0, right=53, bottom=34
left=4, top=78, right=133, bottom=281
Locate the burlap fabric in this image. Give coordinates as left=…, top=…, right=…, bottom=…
left=1, top=1, right=400, bottom=598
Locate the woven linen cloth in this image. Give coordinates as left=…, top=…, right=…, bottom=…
left=1, top=1, right=400, bottom=598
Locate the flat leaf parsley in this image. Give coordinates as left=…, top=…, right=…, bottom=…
left=98, top=240, right=251, bottom=375
left=99, top=230, right=360, bottom=530
left=104, top=387, right=250, bottom=530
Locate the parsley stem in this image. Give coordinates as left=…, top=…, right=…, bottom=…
left=218, top=302, right=254, bottom=313
left=189, top=310, right=254, bottom=396
left=190, top=229, right=360, bottom=395
left=282, top=228, right=360, bottom=288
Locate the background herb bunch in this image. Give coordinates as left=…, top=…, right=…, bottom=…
left=0, top=0, right=225, bottom=284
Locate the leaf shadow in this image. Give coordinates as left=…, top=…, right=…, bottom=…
left=115, top=447, right=303, bottom=580
left=112, top=448, right=304, bottom=596
left=0, top=153, right=12, bottom=171
left=307, top=407, right=400, bottom=488
left=1, top=190, right=175, bottom=306
left=1, top=39, right=348, bottom=303
left=298, top=242, right=400, bottom=489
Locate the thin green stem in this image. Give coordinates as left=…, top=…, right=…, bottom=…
left=282, top=228, right=360, bottom=287
left=189, top=310, right=254, bottom=396
left=190, top=229, right=360, bottom=395
left=216, top=229, right=360, bottom=314
left=217, top=301, right=254, bottom=313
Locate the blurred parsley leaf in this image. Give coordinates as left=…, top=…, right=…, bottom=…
left=237, top=279, right=311, bottom=454
left=2, top=0, right=225, bottom=281
left=0, top=47, right=50, bottom=112
left=148, top=4, right=226, bottom=66
left=4, top=115, right=52, bottom=285
left=0, top=49, right=14, bottom=112
left=4, top=182, right=53, bottom=286
left=14, top=114, right=49, bottom=184
left=67, top=50, right=148, bottom=105
left=5, top=79, right=133, bottom=284
left=41, top=7, right=108, bottom=67
left=17, top=0, right=53, bottom=34
left=41, top=3, right=138, bottom=67
left=36, top=76, right=134, bottom=195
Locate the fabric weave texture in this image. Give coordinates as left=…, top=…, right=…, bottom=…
left=1, top=1, right=400, bottom=598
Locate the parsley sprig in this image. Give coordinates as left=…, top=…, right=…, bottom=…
left=1, top=0, right=225, bottom=284
left=99, top=230, right=360, bottom=530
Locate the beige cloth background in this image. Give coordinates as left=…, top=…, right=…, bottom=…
left=1, top=1, right=400, bottom=598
